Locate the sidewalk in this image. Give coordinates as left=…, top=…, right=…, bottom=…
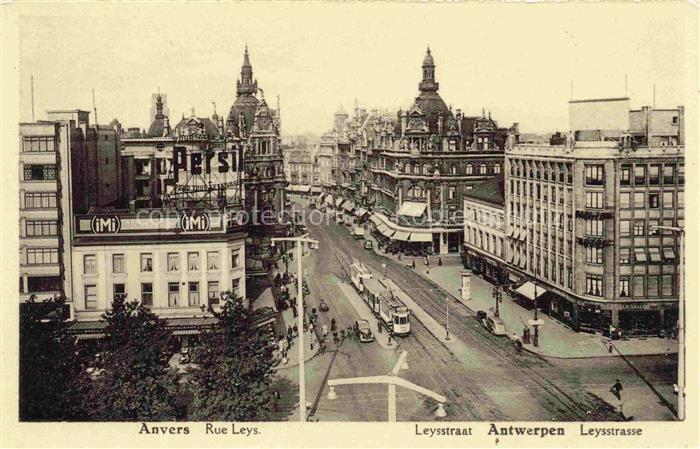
left=365, top=232, right=678, bottom=359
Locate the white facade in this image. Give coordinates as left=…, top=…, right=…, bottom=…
left=463, top=198, right=505, bottom=262
left=71, top=237, right=246, bottom=321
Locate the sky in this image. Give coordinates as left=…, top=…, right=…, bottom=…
left=17, top=2, right=697, bottom=136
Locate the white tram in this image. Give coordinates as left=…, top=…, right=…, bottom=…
left=356, top=270, right=411, bottom=336
left=350, top=259, right=372, bottom=292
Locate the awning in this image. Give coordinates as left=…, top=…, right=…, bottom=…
left=335, top=198, right=345, bottom=207
left=393, top=231, right=411, bottom=241
left=286, top=184, right=312, bottom=193
left=397, top=201, right=427, bottom=218
left=648, top=247, right=661, bottom=262
left=515, top=282, right=547, bottom=301
left=370, top=214, right=382, bottom=225
left=634, top=248, right=647, bottom=262
left=325, top=196, right=334, bottom=205
left=75, top=333, right=104, bottom=341
left=408, top=232, right=432, bottom=242
left=343, top=201, right=355, bottom=212
left=355, top=208, right=369, bottom=218
left=376, top=223, right=389, bottom=234
left=663, top=247, right=676, bottom=260
left=310, top=186, right=322, bottom=194
left=377, top=225, right=395, bottom=238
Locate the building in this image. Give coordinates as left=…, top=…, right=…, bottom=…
left=362, top=48, right=517, bottom=254
left=284, top=146, right=317, bottom=192
left=19, top=110, right=121, bottom=304
left=462, top=174, right=506, bottom=284
left=504, top=98, right=684, bottom=335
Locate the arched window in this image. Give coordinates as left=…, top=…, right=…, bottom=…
left=466, top=164, right=473, bottom=175
left=479, top=163, right=487, bottom=175
left=423, top=164, right=430, bottom=175
left=493, top=164, right=501, bottom=174
left=404, top=162, right=410, bottom=173
left=413, top=164, right=419, bottom=174
left=414, top=186, right=423, bottom=198
left=450, top=164, right=457, bottom=175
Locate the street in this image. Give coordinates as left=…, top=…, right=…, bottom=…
left=274, top=200, right=678, bottom=422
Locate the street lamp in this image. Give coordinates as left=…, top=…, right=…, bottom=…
left=651, top=225, right=684, bottom=421
left=532, top=283, right=539, bottom=347
left=445, top=296, right=450, bottom=341
left=492, top=286, right=502, bottom=318
left=271, top=233, right=319, bottom=423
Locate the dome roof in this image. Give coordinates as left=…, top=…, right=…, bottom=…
left=422, top=47, right=434, bottom=66
left=416, top=91, right=451, bottom=134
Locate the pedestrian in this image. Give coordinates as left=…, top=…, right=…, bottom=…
left=411, top=260, right=416, bottom=270
left=426, top=266, right=430, bottom=275
left=377, top=320, right=383, bottom=333
left=322, top=323, right=329, bottom=338
left=331, top=318, right=337, bottom=332
left=398, top=253, right=401, bottom=261
left=611, top=379, right=623, bottom=400
left=293, top=323, right=298, bottom=337
left=438, top=257, right=442, bottom=266
left=333, top=330, right=339, bottom=346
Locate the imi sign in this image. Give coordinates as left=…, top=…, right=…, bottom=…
left=90, top=215, right=121, bottom=234
left=180, top=213, right=211, bottom=232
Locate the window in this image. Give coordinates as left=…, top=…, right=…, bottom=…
left=188, top=252, right=200, bottom=271
left=619, top=278, right=629, bottom=297
left=479, top=163, right=487, bottom=175
left=649, top=165, right=660, bottom=185
left=85, top=285, right=97, bottom=310
left=585, top=165, right=604, bottom=185
left=450, top=164, right=457, bottom=175
left=493, top=164, right=501, bottom=174
left=23, top=164, right=57, bottom=181
left=585, top=275, right=603, bottom=297
left=648, top=247, right=661, bottom=263
left=634, top=248, right=647, bottom=262
left=633, top=276, right=644, bottom=297
left=620, top=220, right=630, bottom=236
left=663, top=164, right=675, bottom=184
left=585, top=219, right=604, bottom=237
left=648, top=219, right=659, bottom=235
left=168, top=282, right=180, bottom=307
left=648, top=276, right=659, bottom=297
left=661, top=275, right=673, bottom=296
left=24, top=220, right=58, bottom=237
left=141, top=253, right=153, bottom=272
left=448, top=187, right=456, bottom=200
left=22, top=136, right=55, bottom=152
left=112, top=254, right=125, bottom=274
left=25, top=248, right=59, bottom=265
left=620, top=165, right=631, bottom=185
left=633, top=222, right=645, bottom=237
left=231, top=249, right=241, bottom=269
left=188, top=282, right=200, bottom=306
left=620, top=248, right=630, bottom=265
left=113, top=283, right=126, bottom=300
left=663, top=247, right=676, bottom=262
left=678, top=164, right=684, bottom=184
left=232, top=278, right=241, bottom=298
left=24, top=193, right=57, bottom=209
left=208, top=281, right=220, bottom=305
left=678, top=191, right=684, bottom=208
left=648, top=193, right=659, bottom=208
left=167, top=252, right=180, bottom=272
left=585, top=247, right=603, bottom=264
left=141, top=283, right=153, bottom=307
left=466, top=164, right=473, bottom=175
left=634, top=165, right=646, bottom=185
left=662, top=191, right=673, bottom=207
left=83, top=254, right=97, bottom=275
left=585, top=191, right=604, bottom=208
left=207, top=251, right=220, bottom=270
left=620, top=193, right=630, bottom=208
left=633, top=192, right=644, bottom=208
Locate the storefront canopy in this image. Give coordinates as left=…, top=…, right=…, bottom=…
left=355, top=207, right=369, bottom=218
left=376, top=223, right=389, bottom=234
left=397, top=201, right=427, bottom=218
left=370, top=214, right=382, bottom=225
left=325, top=195, right=334, bottom=205
left=335, top=198, right=345, bottom=207
left=343, top=201, right=356, bottom=212
left=408, top=232, right=432, bottom=242
left=393, top=231, right=410, bottom=241
left=514, top=282, right=547, bottom=301
left=286, top=184, right=312, bottom=193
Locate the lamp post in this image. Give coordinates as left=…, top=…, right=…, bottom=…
left=271, top=233, right=319, bottom=423
left=445, top=296, right=450, bottom=341
left=651, top=225, right=684, bottom=420
left=492, top=286, right=501, bottom=318
left=532, top=283, right=539, bottom=347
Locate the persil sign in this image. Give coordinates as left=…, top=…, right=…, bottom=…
left=170, top=145, right=244, bottom=182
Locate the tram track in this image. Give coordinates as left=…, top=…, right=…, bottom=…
left=306, top=216, right=619, bottom=421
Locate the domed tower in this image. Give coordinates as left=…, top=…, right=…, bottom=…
left=146, top=92, right=170, bottom=137
left=414, top=47, right=450, bottom=135
left=418, top=47, right=439, bottom=94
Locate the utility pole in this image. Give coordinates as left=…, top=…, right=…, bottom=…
left=271, top=234, right=319, bottom=422
left=327, top=351, right=447, bottom=421
left=651, top=225, right=684, bottom=420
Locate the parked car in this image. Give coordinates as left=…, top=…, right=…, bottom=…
left=364, top=240, right=374, bottom=250
left=482, top=316, right=507, bottom=336
left=179, top=347, right=191, bottom=363
left=319, top=299, right=329, bottom=312
left=476, top=310, right=488, bottom=321
left=355, top=319, right=375, bottom=343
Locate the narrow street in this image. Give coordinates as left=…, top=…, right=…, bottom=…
left=275, top=201, right=677, bottom=421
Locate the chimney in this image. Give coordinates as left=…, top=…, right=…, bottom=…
left=677, top=106, right=684, bottom=146
left=641, top=106, right=650, bottom=145
left=456, top=109, right=462, bottom=136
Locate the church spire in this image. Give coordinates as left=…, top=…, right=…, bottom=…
left=237, top=45, right=258, bottom=97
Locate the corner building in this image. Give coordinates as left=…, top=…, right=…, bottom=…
left=504, top=98, right=684, bottom=335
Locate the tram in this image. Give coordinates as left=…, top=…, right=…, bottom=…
left=350, top=259, right=372, bottom=292
left=352, top=263, right=412, bottom=336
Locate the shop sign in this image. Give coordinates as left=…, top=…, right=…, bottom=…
left=90, top=215, right=121, bottom=234
left=621, top=303, right=647, bottom=310
left=180, top=213, right=211, bottom=232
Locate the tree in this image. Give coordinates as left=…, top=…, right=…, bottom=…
left=78, top=295, right=180, bottom=421
left=188, top=294, right=278, bottom=421
left=19, top=295, right=81, bottom=421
